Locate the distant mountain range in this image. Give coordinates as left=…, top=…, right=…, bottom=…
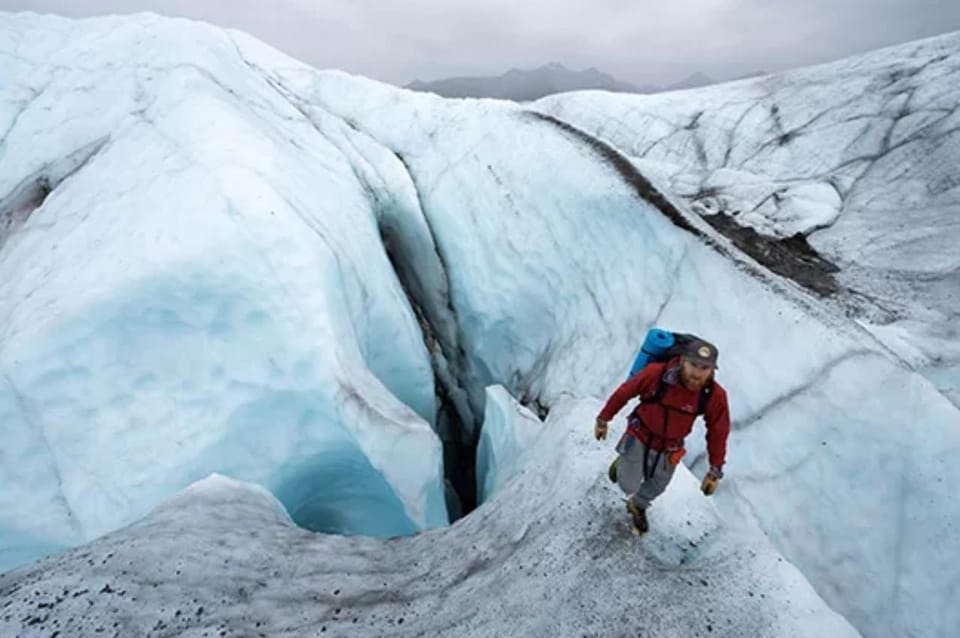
left=404, top=63, right=762, bottom=101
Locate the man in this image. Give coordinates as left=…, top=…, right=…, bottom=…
left=594, top=338, right=730, bottom=534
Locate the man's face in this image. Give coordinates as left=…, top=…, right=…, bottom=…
left=680, top=357, right=714, bottom=390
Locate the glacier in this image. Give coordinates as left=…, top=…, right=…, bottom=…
left=534, top=33, right=960, bottom=407
left=0, top=11, right=958, bottom=638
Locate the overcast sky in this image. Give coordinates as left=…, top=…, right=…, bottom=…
left=4, top=1, right=960, bottom=86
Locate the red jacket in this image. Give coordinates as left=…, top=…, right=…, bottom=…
left=598, top=360, right=731, bottom=468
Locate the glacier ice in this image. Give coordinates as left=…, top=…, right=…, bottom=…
left=0, top=13, right=448, bottom=571
left=533, top=31, right=960, bottom=406
left=0, top=12, right=958, bottom=638
left=475, top=385, right=545, bottom=503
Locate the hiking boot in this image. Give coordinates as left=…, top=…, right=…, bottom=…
left=607, top=456, right=620, bottom=483
left=626, top=497, right=649, bottom=535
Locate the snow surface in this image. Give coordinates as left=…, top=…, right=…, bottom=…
left=0, top=12, right=958, bottom=638
left=0, top=398, right=859, bottom=638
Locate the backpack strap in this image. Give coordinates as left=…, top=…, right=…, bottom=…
left=697, top=381, right=714, bottom=416
left=642, top=375, right=670, bottom=481
left=649, top=376, right=669, bottom=404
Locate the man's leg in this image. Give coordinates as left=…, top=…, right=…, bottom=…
left=631, top=448, right=677, bottom=509
left=614, top=437, right=667, bottom=533
left=614, top=435, right=647, bottom=497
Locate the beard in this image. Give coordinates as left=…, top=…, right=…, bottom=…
left=680, top=367, right=709, bottom=391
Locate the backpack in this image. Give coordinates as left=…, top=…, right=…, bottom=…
left=627, top=328, right=713, bottom=416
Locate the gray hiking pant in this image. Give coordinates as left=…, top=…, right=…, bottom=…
left=616, top=434, right=676, bottom=509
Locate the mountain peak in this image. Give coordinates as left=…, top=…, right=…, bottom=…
left=404, top=63, right=642, bottom=101
left=663, top=71, right=716, bottom=92
left=404, top=64, right=724, bottom=100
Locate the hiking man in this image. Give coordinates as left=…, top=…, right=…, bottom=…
left=594, top=337, right=731, bottom=534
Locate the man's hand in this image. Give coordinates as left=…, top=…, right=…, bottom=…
left=594, top=417, right=608, bottom=441
left=701, top=466, right=723, bottom=495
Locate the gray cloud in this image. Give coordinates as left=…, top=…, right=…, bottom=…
left=3, top=0, right=960, bottom=85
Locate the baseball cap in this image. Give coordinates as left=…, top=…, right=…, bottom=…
left=684, top=338, right=719, bottom=368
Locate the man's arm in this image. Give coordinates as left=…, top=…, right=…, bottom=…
left=598, top=365, right=659, bottom=422
left=703, top=385, right=731, bottom=470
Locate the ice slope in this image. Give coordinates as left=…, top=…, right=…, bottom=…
left=533, top=32, right=960, bottom=406
left=0, top=397, right=860, bottom=638
left=0, top=12, right=958, bottom=638
left=0, top=12, right=449, bottom=570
